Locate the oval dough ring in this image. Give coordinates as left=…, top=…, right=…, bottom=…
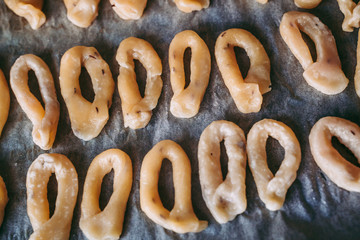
left=27, top=153, right=78, bottom=240
left=198, top=120, right=247, bottom=224
left=4, top=0, right=46, bottom=30
left=215, top=28, right=271, bottom=114
left=80, top=149, right=133, bottom=240
left=0, top=70, right=10, bottom=137
left=169, top=30, right=210, bottom=118
left=309, top=116, right=360, bottom=192
left=0, top=176, right=8, bottom=227
left=140, top=140, right=208, bottom=233
left=174, top=0, right=209, bottom=13
left=60, top=46, right=115, bottom=141
left=116, top=37, right=163, bottom=129
left=10, top=54, right=60, bottom=150
left=280, top=11, right=349, bottom=95
left=336, top=0, right=360, bottom=32
left=247, top=119, right=301, bottom=211
left=109, top=0, right=147, bottom=20
left=63, top=0, right=100, bottom=28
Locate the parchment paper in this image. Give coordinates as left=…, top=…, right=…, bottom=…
left=1, top=0, right=360, bottom=239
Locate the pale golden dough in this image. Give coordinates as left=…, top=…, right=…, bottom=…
left=215, top=28, right=271, bottom=114
left=0, top=70, right=10, bottom=137
left=116, top=37, right=162, bottom=129
left=60, top=46, right=115, bottom=141
left=169, top=30, right=210, bottom=118
left=198, top=120, right=247, bottom=224
left=337, top=0, right=360, bottom=32
left=173, top=0, right=209, bottom=13
left=27, top=153, right=78, bottom=240
left=309, top=117, right=360, bottom=192
left=109, top=0, right=147, bottom=20
left=280, top=11, right=349, bottom=95
left=10, top=54, right=60, bottom=150
left=294, top=0, right=322, bottom=9
left=0, top=176, right=8, bottom=227
left=140, top=140, right=208, bottom=233
left=247, top=119, right=301, bottom=211
left=355, top=31, right=360, bottom=97
left=80, top=149, right=133, bottom=240
left=4, top=0, right=45, bottom=29
left=63, top=0, right=100, bottom=28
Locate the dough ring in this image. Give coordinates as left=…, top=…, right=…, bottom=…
left=280, top=11, right=349, bottom=95
left=247, top=119, right=301, bottom=211
left=10, top=54, right=60, bottom=150
left=309, top=116, right=360, bottom=192
left=215, top=28, right=271, bottom=114
left=336, top=0, right=360, bottom=32
left=109, top=0, right=147, bottom=20
left=169, top=30, right=210, bottom=118
left=116, top=37, right=163, bottom=129
left=198, top=120, right=247, bottom=224
left=140, top=140, right=208, bottom=233
left=0, top=176, right=8, bottom=227
left=63, top=0, right=100, bottom=28
left=0, top=70, right=10, bottom=137
left=173, top=0, right=209, bottom=13
left=60, top=46, right=115, bottom=141
left=27, top=153, right=78, bottom=239
left=80, top=149, right=133, bottom=240
left=4, top=0, right=46, bottom=30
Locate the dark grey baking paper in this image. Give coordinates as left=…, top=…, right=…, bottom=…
left=1, top=0, right=360, bottom=239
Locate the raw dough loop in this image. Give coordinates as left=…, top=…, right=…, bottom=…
left=215, top=28, right=271, bottom=114
left=0, top=176, right=8, bottom=227
left=309, top=116, right=360, bottom=192
left=247, top=119, right=301, bottom=211
left=140, top=140, right=208, bottom=233
left=4, top=0, right=46, bottom=29
left=198, top=120, right=247, bottom=224
left=60, top=46, right=115, bottom=141
left=63, top=0, right=100, bottom=28
left=336, top=0, right=360, bottom=32
left=116, top=37, right=163, bottom=129
left=109, top=0, right=147, bottom=20
left=169, top=30, right=210, bottom=118
left=280, top=11, right=349, bottom=95
left=0, top=70, right=10, bottom=137
left=80, top=149, right=133, bottom=240
left=10, top=54, right=60, bottom=150
left=174, top=0, right=209, bottom=13
left=26, top=153, right=78, bottom=240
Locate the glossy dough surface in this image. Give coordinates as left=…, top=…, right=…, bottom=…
left=309, top=117, right=360, bottom=192
left=63, top=0, right=100, bottom=28
left=0, top=70, right=10, bottom=137
left=4, top=0, right=45, bottom=29
left=0, top=176, right=8, bottom=227
left=116, top=37, right=162, bottom=129
left=198, top=120, right=247, bottom=224
left=215, top=28, right=271, bottom=114
left=110, top=0, right=147, bottom=20
left=173, top=0, right=209, bottom=12
left=140, top=140, right=208, bottom=233
left=10, top=54, right=60, bottom=150
left=247, top=119, right=301, bottom=211
left=169, top=30, right=210, bottom=118
left=26, top=153, right=78, bottom=240
left=280, top=11, right=349, bottom=95
left=80, top=149, right=132, bottom=240
left=60, top=46, right=115, bottom=141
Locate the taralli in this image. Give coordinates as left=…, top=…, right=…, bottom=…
left=27, top=153, right=78, bottom=239
left=247, top=119, right=301, bottom=211
left=173, top=0, right=209, bottom=13
left=4, top=0, right=46, bottom=29
left=198, top=120, right=247, bottom=224
left=309, top=117, right=360, bottom=192
left=280, top=11, right=349, bottom=95
left=169, top=30, right=210, bottom=118
left=109, top=0, right=147, bottom=20
left=10, top=54, right=60, bottom=150
left=116, top=37, right=162, bottom=129
left=0, top=176, right=8, bottom=227
left=0, top=70, right=10, bottom=137
left=80, top=149, right=133, bottom=240
left=60, top=46, right=115, bottom=141
left=215, top=28, right=271, bottom=114
left=336, top=0, right=360, bottom=32
left=63, top=0, right=99, bottom=28
left=140, top=140, right=208, bottom=233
